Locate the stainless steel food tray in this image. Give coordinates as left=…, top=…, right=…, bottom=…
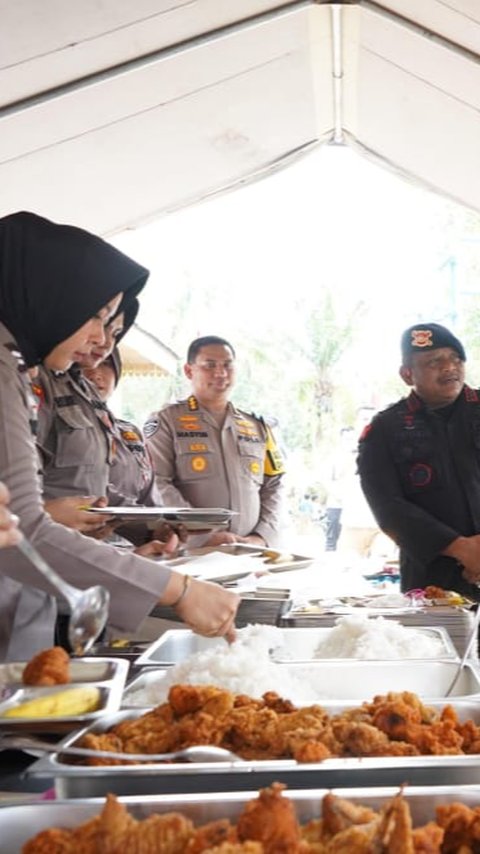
left=280, top=604, right=477, bottom=658
left=5, top=786, right=480, bottom=848
left=90, top=506, right=234, bottom=531
left=122, top=659, right=480, bottom=709
left=0, top=657, right=129, bottom=734
left=26, top=700, right=480, bottom=796
left=135, top=625, right=458, bottom=667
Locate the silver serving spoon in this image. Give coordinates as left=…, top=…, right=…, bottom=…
left=16, top=537, right=110, bottom=655
left=0, top=734, right=242, bottom=763
left=445, top=604, right=480, bottom=697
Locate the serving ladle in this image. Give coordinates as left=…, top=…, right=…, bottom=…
left=0, top=735, right=243, bottom=763
left=16, top=536, right=110, bottom=655
left=445, top=604, right=480, bottom=697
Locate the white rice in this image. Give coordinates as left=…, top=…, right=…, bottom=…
left=311, top=615, right=446, bottom=660
left=124, top=619, right=447, bottom=708
left=126, top=624, right=319, bottom=707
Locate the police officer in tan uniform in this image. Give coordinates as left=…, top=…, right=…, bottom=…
left=145, top=335, right=285, bottom=548
left=83, top=347, right=158, bottom=508
left=83, top=348, right=184, bottom=550
left=36, top=306, right=133, bottom=524
left=0, top=212, right=239, bottom=661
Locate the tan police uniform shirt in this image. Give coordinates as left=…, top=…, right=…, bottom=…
left=37, top=369, right=158, bottom=506
left=144, top=397, right=285, bottom=547
left=110, top=419, right=159, bottom=506
left=36, top=366, right=111, bottom=499
left=0, top=323, right=172, bottom=661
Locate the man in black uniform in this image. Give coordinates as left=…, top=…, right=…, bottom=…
left=358, top=322, right=480, bottom=600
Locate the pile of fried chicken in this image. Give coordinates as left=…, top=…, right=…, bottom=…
left=22, top=782, right=480, bottom=853
left=78, top=684, right=480, bottom=765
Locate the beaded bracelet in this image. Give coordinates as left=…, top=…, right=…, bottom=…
left=171, top=574, right=192, bottom=607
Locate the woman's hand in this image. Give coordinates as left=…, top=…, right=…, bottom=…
left=44, top=495, right=113, bottom=534
left=161, top=572, right=239, bottom=642
left=134, top=532, right=179, bottom=558
left=0, top=481, right=22, bottom=547
left=150, top=521, right=189, bottom=544
left=204, top=531, right=238, bottom=546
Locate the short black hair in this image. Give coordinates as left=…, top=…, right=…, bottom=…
left=187, top=336, right=235, bottom=364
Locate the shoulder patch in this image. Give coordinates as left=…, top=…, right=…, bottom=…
left=359, top=423, right=372, bottom=442
left=264, top=425, right=286, bottom=476
left=143, top=415, right=160, bottom=439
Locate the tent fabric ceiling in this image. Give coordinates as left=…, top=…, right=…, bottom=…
left=0, top=0, right=479, bottom=236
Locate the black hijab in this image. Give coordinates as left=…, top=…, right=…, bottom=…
left=0, top=211, right=149, bottom=366
left=115, top=297, right=139, bottom=343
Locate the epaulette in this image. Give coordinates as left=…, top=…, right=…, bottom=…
left=4, top=342, right=28, bottom=373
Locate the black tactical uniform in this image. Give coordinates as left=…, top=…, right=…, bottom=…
left=357, top=386, right=480, bottom=600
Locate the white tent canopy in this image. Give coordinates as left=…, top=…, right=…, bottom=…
left=1, top=0, right=479, bottom=236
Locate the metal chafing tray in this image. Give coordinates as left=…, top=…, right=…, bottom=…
left=280, top=603, right=477, bottom=658
left=5, top=786, right=480, bottom=848
left=134, top=625, right=459, bottom=667
left=122, top=659, right=480, bottom=709
left=26, top=699, right=480, bottom=797
left=0, top=658, right=129, bottom=734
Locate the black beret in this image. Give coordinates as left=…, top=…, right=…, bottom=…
left=401, top=323, right=466, bottom=363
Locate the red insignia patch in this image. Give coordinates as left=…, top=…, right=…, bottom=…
left=30, top=382, right=45, bottom=404
left=411, top=329, right=433, bottom=348
left=359, top=423, right=372, bottom=441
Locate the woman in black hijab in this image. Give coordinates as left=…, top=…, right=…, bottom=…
left=0, top=211, right=238, bottom=661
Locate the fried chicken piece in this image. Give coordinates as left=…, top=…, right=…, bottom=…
left=423, top=586, right=446, bottom=600
left=22, top=646, right=70, bottom=686
left=321, top=793, right=378, bottom=837
left=411, top=822, right=444, bottom=853
left=454, top=714, right=480, bottom=754
left=371, top=698, right=464, bottom=755
left=291, top=739, right=333, bottom=763
left=23, top=809, right=106, bottom=853
left=236, top=783, right=302, bottom=854
left=262, top=692, right=297, bottom=714
left=79, top=732, right=129, bottom=766
left=226, top=706, right=287, bottom=759
left=169, top=684, right=235, bottom=718
left=375, top=792, right=414, bottom=854
left=435, top=802, right=480, bottom=853
left=322, top=825, right=381, bottom=853
left=110, top=811, right=194, bottom=854
left=22, top=828, right=76, bottom=853
left=23, top=795, right=194, bottom=854
left=185, top=819, right=237, bottom=853
left=175, top=711, right=231, bottom=749
left=332, top=719, right=418, bottom=757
